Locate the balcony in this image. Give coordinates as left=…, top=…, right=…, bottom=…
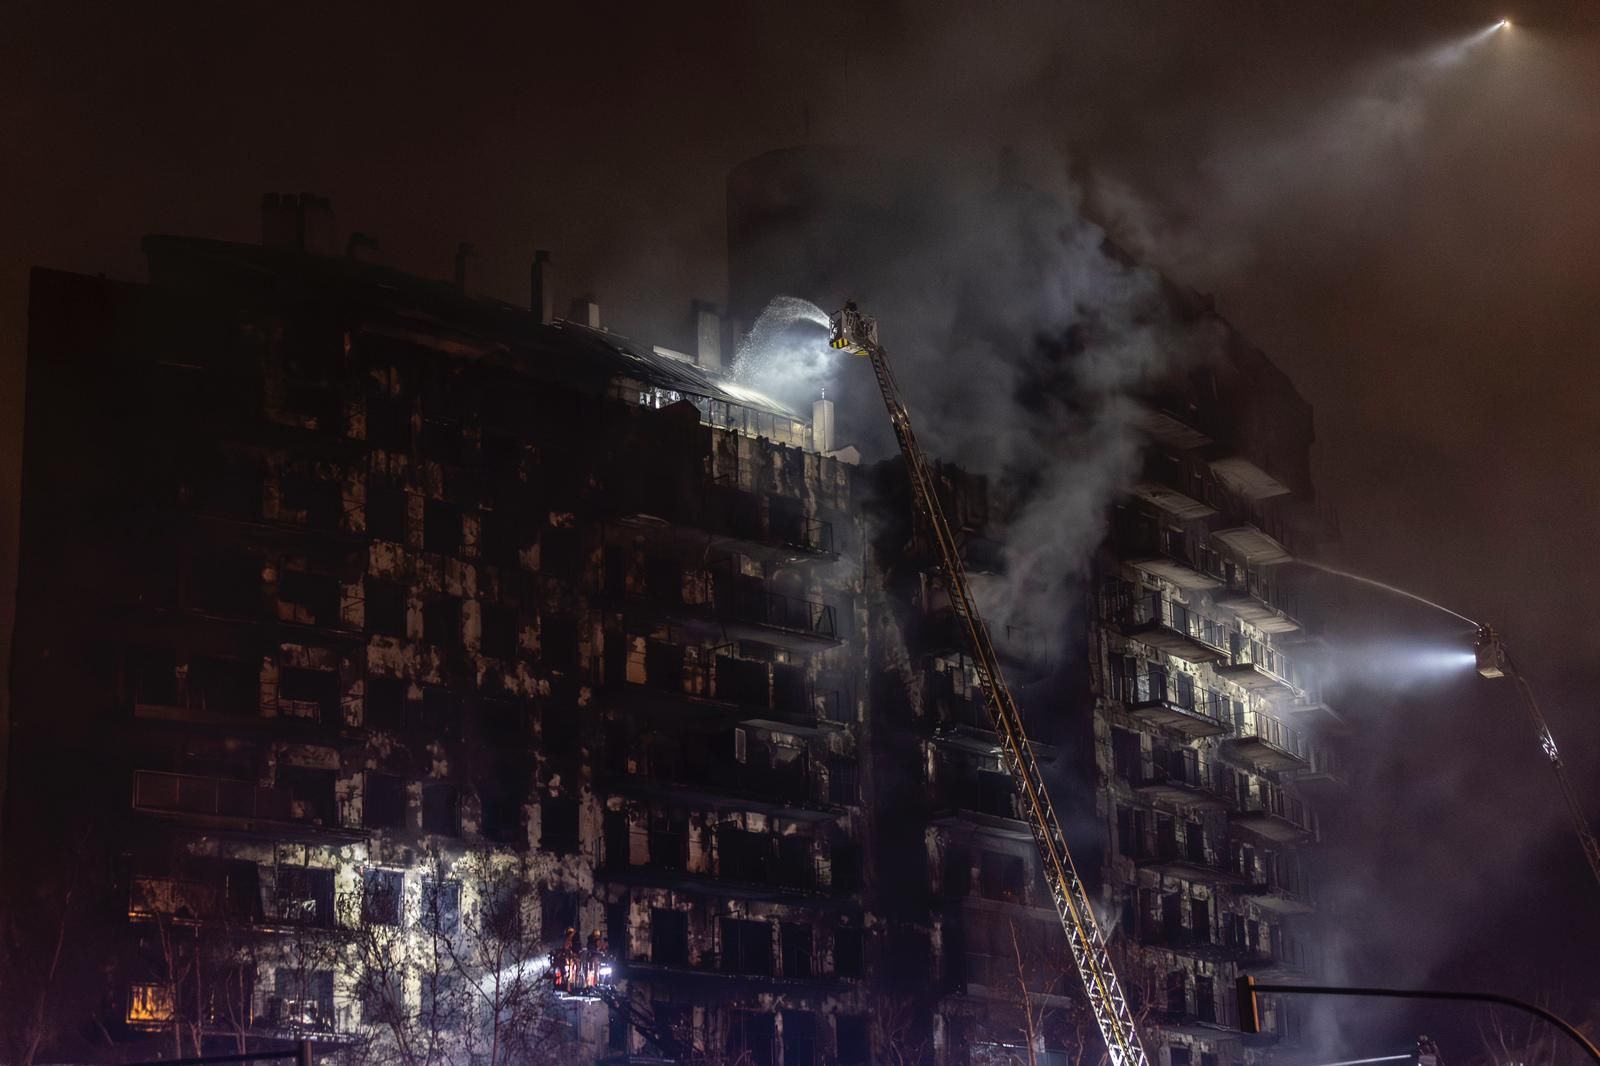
left=1129, top=481, right=1216, bottom=522
left=1291, top=747, right=1349, bottom=791
left=602, top=829, right=849, bottom=904
left=1103, top=587, right=1229, bottom=664
left=1129, top=833, right=1246, bottom=885
left=1113, top=674, right=1231, bottom=738
left=1136, top=924, right=1238, bottom=963
left=1235, top=873, right=1316, bottom=915
left=1284, top=690, right=1350, bottom=735
left=1114, top=512, right=1222, bottom=590
left=1232, top=783, right=1317, bottom=843
left=1132, top=748, right=1233, bottom=810
left=618, top=483, right=840, bottom=566
left=1212, top=568, right=1300, bottom=634
left=1222, top=714, right=1311, bottom=773
left=600, top=756, right=843, bottom=823
left=1138, top=406, right=1214, bottom=449
left=933, top=771, right=1032, bottom=840
left=131, top=770, right=365, bottom=841
left=714, top=589, right=842, bottom=652
left=1213, top=639, right=1298, bottom=694
left=1208, top=456, right=1292, bottom=502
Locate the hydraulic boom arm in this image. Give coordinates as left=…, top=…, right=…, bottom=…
left=830, top=304, right=1151, bottom=1066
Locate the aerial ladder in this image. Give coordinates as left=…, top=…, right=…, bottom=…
left=829, top=302, right=1151, bottom=1066
left=1475, top=627, right=1600, bottom=893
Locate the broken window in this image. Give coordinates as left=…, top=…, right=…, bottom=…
left=424, top=500, right=461, bottom=556
left=279, top=765, right=337, bottom=827
left=541, top=793, right=580, bottom=854
left=539, top=886, right=578, bottom=944
left=827, top=756, right=859, bottom=806
left=421, top=686, right=458, bottom=736
left=193, top=549, right=261, bottom=617
left=190, top=655, right=258, bottom=716
left=420, top=878, right=461, bottom=934
left=480, top=430, right=521, bottom=478
left=278, top=666, right=338, bottom=724
left=275, top=865, right=334, bottom=927
left=648, top=814, right=687, bottom=870
left=716, top=654, right=768, bottom=707
left=481, top=603, right=519, bottom=660
left=541, top=702, right=579, bottom=758
left=830, top=841, right=861, bottom=894
left=1190, top=897, right=1210, bottom=943
left=362, top=869, right=404, bottom=926
left=421, top=415, right=463, bottom=465
left=1196, top=976, right=1216, bottom=1023
left=421, top=783, right=460, bottom=836
left=478, top=510, right=521, bottom=567
left=726, top=1010, right=776, bottom=1066
left=279, top=569, right=341, bottom=626
left=783, top=1010, right=818, bottom=1066
left=720, top=918, right=773, bottom=976
left=365, top=675, right=407, bottom=731
left=282, top=475, right=343, bottom=531
left=718, top=828, right=771, bottom=883
left=480, top=783, right=524, bottom=844
left=366, top=393, right=412, bottom=453
left=422, top=597, right=461, bottom=648
left=1165, top=970, right=1188, bottom=1019
left=777, top=835, right=815, bottom=890
left=833, top=927, right=863, bottom=978
left=1111, top=727, right=1141, bottom=782
left=540, top=524, right=581, bottom=580
left=420, top=972, right=464, bottom=1026
left=644, top=558, right=682, bottom=605
left=366, top=486, right=409, bottom=543
left=541, top=616, right=579, bottom=671
left=365, top=580, right=406, bottom=638
left=645, top=639, right=684, bottom=691
left=836, top=1015, right=869, bottom=1066
left=128, top=646, right=179, bottom=707
left=363, top=772, right=406, bottom=829
left=651, top=907, right=688, bottom=967
left=979, top=851, right=1025, bottom=903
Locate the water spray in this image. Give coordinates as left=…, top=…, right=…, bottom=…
left=1297, top=559, right=1479, bottom=626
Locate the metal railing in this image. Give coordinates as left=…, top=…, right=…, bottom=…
left=722, top=589, right=838, bottom=640
left=1139, top=747, right=1232, bottom=802
left=1235, top=712, right=1311, bottom=762
left=1105, top=587, right=1231, bottom=653
left=1111, top=673, right=1231, bottom=728
left=1240, top=782, right=1317, bottom=835
left=1230, top=638, right=1298, bottom=687
left=133, top=770, right=295, bottom=822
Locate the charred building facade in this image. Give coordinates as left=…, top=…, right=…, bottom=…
left=4, top=180, right=1343, bottom=1066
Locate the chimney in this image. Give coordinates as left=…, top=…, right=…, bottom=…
left=454, top=242, right=478, bottom=295
left=261, top=193, right=298, bottom=249
left=569, top=295, right=601, bottom=329
left=812, top=396, right=836, bottom=453
left=531, top=250, right=554, bottom=324
left=298, top=193, right=337, bottom=255
left=692, top=299, right=722, bottom=371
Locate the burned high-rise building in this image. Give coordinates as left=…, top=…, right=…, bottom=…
left=3, top=175, right=1344, bottom=1066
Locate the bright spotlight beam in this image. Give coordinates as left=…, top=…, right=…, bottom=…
left=1495, top=18, right=1511, bottom=30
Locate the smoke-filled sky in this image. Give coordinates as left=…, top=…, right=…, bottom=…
left=5, top=0, right=1600, bottom=1051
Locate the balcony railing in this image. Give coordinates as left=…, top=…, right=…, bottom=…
left=720, top=589, right=839, bottom=642
left=1127, top=832, right=1240, bottom=883
left=134, top=770, right=294, bottom=822
left=131, top=770, right=355, bottom=835
left=1134, top=747, right=1234, bottom=808
left=1114, top=511, right=1223, bottom=589
left=1102, top=586, right=1230, bottom=663
left=1234, top=782, right=1317, bottom=842
left=1111, top=673, right=1232, bottom=738
left=1224, top=712, right=1311, bottom=772
left=1215, top=637, right=1299, bottom=693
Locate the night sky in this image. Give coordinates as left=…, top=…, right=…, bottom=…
left=5, top=0, right=1600, bottom=1052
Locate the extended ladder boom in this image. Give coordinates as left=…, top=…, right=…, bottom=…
left=830, top=304, right=1150, bottom=1066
